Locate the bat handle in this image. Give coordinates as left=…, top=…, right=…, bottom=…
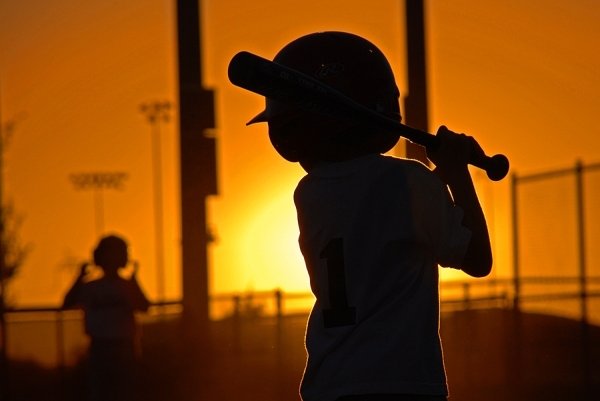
left=471, top=152, right=510, bottom=181
left=463, top=134, right=510, bottom=181
left=402, top=125, right=509, bottom=181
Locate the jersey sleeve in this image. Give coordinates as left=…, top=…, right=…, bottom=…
left=434, top=184, right=472, bottom=267
left=408, top=163, right=472, bottom=269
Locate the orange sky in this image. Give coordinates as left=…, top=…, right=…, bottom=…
left=1, top=0, right=599, bottom=313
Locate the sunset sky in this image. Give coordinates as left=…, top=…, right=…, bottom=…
left=1, top=0, right=599, bottom=315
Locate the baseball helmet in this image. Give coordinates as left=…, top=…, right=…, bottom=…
left=248, top=31, right=401, bottom=162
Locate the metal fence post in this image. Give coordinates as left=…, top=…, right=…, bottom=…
left=574, top=160, right=588, bottom=324
left=462, top=282, right=471, bottom=310
left=511, top=172, right=521, bottom=311
left=56, top=310, right=66, bottom=399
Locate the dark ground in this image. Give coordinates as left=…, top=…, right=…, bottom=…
left=5, top=308, right=600, bottom=401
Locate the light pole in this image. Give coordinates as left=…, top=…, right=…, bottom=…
left=140, top=101, right=172, bottom=304
left=69, top=172, right=128, bottom=236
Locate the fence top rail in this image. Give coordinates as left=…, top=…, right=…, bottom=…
left=4, top=299, right=182, bottom=314
left=441, top=276, right=600, bottom=287
left=210, top=290, right=314, bottom=301
left=514, top=160, right=600, bottom=184
left=4, top=275, right=600, bottom=315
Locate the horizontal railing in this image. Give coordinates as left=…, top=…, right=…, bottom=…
left=5, top=275, right=600, bottom=317
left=1, top=275, right=599, bottom=370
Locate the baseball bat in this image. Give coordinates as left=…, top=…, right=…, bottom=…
left=228, top=51, right=509, bottom=181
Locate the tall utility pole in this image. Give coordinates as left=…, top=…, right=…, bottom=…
left=404, top=0, right=430, bottom=164
left=140, top=101, right=172, bottom=304
left=176, top=0, right=217, bottom=331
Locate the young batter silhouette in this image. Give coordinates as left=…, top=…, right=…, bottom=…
left=245, top=31, right=492, bottom=401
left=63, top=234, right=150, bottom=401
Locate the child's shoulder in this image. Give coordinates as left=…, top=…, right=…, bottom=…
left=377, top=155, right=446, bottom=194
left=379, top=155, right=433, bottom=177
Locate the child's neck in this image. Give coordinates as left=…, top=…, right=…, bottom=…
left=102, top=270, right=120, bottom=279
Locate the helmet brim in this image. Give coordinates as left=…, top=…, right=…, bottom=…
left=246, top=110, right=268, bottom=126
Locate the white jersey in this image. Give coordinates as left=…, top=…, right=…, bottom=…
left=294, top=154, right=471, bottom=401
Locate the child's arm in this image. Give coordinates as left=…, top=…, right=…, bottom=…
left=62, top=262, right=88, bottom=308
left=428, top=126, right=493, bottom=277
left=128, top=261, right=150, bottom=311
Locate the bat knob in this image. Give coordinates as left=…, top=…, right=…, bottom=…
left=486, top=154, right=510, bottom=181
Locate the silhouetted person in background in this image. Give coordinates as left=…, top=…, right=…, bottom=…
left=244, top=32, right=492, bottom=401
left=63, top=234, right=149, bottom=401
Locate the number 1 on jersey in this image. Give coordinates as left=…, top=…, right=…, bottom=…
left=320, top=238, right=356, bottom=328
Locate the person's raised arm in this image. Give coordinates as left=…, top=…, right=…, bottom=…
left=427, top=126, right=492, bottom=277
left=62, top=262, right=89, bottom=309
left=128, top=261, right=150, bottom=312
